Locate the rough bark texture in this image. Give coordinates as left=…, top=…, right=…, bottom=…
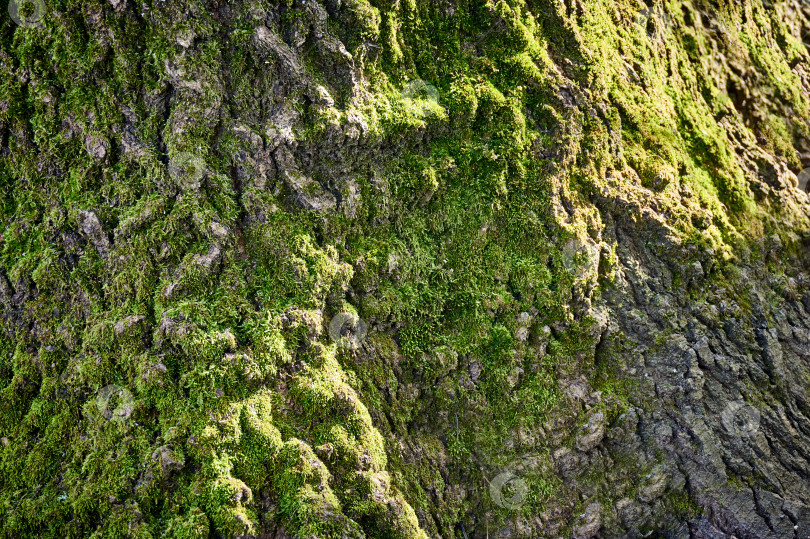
left=2, top=0, right=810, bottom=538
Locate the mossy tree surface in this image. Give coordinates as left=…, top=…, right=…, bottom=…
left=1, top=0, right=809, bottom=538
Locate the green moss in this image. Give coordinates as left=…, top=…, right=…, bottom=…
left=666, top=489, right=703, bottom=521
left=1, top=0, right=809, bottom=537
